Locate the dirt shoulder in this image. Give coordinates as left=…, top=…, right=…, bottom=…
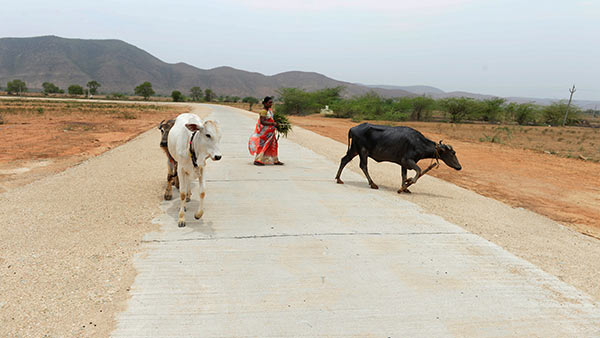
left=0, top=101, right=210, bottom=337
left=288, top=115, right=600, bottom=239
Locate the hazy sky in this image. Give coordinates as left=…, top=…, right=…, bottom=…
left=2, top=0, right=599, bottom=100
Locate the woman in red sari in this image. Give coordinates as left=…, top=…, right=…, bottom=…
left=248, top=96, right=284, bottom=165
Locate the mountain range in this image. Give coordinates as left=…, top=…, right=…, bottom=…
left=0, top=35, right=414, bottom=98
left=1, top=36, right=598, bottom=109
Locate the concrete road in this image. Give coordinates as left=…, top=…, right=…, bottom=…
left=113, top=105, right=600, bottom=337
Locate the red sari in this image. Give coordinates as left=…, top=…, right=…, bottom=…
left=248, top=108, right=279, bottom=164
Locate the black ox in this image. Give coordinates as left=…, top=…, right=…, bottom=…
left=335, top=123, right=462, bottom=193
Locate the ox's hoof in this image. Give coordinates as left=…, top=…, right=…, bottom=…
left=186, top=196, right=191, bottom=202
left=194, top=210, right=204, bottom=219
left=164, top=193, right=172, bottom=200
left=336, top=178, right=344, bottom=184
left=178, top=221, right=186, bottom=228
left=398, top=188, right=411, bottom=194
left=370, top=184, right=379, bottom=190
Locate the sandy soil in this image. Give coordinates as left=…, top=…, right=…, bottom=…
left=288, top=115, right=600, bottom=239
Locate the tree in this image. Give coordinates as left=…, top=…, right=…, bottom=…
left=86, top=80, right=101, bottom=96
left=171, top=90, right=184, bottom=102
left=481, top=97, right=506, bottom=122
left=42, top=82, right=62, bottom=95
left=410, top=96, right=435, bottom=121
left=242, top=96, right=259, bottom=111
left=190, top=87, right=203, bottom=101
left=135, top=82, right=155, bottom=100
left=506, top=102, right=538, bottom=125
left=277, top=87, right=343, bottom=115
left=204, top=89, right=215, bottom=102
left=7, top=79, right=27, bottom=95
left=543, top=101, right=581, bottom=126
left=68, top=84, right=84, bottom=95
left=439, top=97, right=474, bottom=123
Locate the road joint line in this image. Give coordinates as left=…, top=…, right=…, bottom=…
left=142, top=231, right=472, bottom=243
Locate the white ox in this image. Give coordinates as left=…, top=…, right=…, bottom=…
left=167, top=113, right=222, bottom=227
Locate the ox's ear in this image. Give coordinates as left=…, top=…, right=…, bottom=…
left=185, top=123, right=203, bottom=132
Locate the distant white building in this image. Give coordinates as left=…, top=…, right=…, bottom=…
left=320, top=105, right=334, bottom=116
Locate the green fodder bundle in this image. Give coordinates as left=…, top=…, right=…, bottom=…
left=274, top=111, right=292, bottom=138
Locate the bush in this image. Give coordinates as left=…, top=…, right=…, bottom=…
left=409, top=96, right=435, bottom=121
left=506, top=102, right=539, bottom=125
left=438, top=97, right=477, bottom=123
left=109, top=93, right=127, bottom=100
left=480, top=97, right=506, bottom=122
left=68, top=84, right=84, bottom=95
left=42, top=82, right=62, bottom=95
left=276, top=87, right=343, bottom=115
left=542, top=101, right=581, bottom=126
left=171, top=90, right=184, bottom=102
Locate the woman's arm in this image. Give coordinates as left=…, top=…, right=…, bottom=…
left=260, top=115, right=278, bottom=127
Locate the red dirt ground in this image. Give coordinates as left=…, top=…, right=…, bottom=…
left=0, top=99, right=188, bottom=192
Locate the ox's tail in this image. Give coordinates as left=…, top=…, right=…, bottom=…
left=347, top=129, right=352, bottom=152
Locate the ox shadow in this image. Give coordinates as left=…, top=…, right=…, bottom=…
left=165, top=198, right=216, bottom=236
left=339, top=180, right=451, bottom=200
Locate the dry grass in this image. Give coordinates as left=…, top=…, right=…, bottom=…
left=401, top=122, right=600, bottom=162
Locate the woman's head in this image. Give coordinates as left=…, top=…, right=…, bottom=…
left=263, top=96, right=273, bottom=109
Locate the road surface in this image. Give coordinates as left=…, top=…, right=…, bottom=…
left=112, top=105, right=600, bottom=337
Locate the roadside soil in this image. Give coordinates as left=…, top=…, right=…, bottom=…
left=0, top=99, right=201, bottom=337
left=0, top=99, right=190, bottom=192
left=288, top=115, right=600, bottom=239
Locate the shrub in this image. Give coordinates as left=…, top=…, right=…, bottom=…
left=439, top=97, right=476, bottom=123
left=68, top=84, right=84, bottom=95
left=542, top=101, right=581, bottom=126
left=276, top=87, right=343, bottom=115
left=480, top=97, right=506, bottom=122
left=409, top=96, right=435, bottom=121
left=42, top=82, right=62, bottom=95
left=505, top=102, right=539, bottom=125
left=171, top=90, right=184, bottom=102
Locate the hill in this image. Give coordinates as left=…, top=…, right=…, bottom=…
left=0, top=36, right=412, bottom=98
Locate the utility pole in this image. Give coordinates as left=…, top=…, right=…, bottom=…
left=562, top=85, right=576, bottom=126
